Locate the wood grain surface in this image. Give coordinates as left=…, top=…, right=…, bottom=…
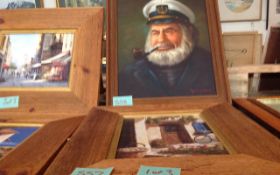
left=0, top=116, right=83, bottom=175
left=89, top=154, right=280, bottom=175
left=201, top=103, right=280, bottom=162
left=44, top=108, right=123, bottom=175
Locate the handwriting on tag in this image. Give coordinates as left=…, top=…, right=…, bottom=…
left=71, top=167, right=113, bottom=175
left=0, top=96, right=19, bottom=109
left=137, top=165, right=181, bottom=175
left=113, top=95, right=133, bottom=106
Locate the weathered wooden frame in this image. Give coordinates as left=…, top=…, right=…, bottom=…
left=2, top=105, right=280, bottom=174
left=107, top=0, right=230, bottom=109
left=0, top=8, right=103, bottom=122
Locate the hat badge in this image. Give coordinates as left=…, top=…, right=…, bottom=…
left=156, top=5, right=169, bottom=15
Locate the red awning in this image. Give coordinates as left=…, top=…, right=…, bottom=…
left=2, top=64, right=9, bottom=69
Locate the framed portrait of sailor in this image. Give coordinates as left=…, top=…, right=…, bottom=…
left=107, top=0, right=230, bottom=108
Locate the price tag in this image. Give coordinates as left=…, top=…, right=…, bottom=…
left=71, top=167, right=113, bottom=175
left=137, top=166, right=181, bottom=175
left=0, top=96, right=19, bottom=109
left=113, top=96, right=133, bottom=106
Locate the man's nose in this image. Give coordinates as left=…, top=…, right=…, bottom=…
left=158, top=31, right=167, bottom=42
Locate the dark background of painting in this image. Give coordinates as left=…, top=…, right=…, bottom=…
left=117, top=0, right=211, bottom=72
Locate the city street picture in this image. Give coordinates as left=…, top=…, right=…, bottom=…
left=0, top=33, right=74, bottom=87
left=117, top=115, right=228, bottom=158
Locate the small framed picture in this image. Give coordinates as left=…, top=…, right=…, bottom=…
left=218, top=0, right=262, bottom=22
left=223, top=32, right=262, bottom=67
left=267, top=0, right=280, bottom=28
left=0, top=123, right=41, bottom=158
left=0, top=0, right=42, bottom=9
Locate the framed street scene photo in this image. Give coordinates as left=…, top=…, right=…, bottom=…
left=107, top=0, right=230, bottom=107
left=0, top=0, right=42, bottom=9
left=218, top=0, right=262, bottom=22
left=0, top=8, right=103, bottom=121
left=0, top=33, right=73, bottom=88
left=117, top=113, right=228, bottom=158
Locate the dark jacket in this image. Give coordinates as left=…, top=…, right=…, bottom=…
left=119, top=47, right=216, bottom=98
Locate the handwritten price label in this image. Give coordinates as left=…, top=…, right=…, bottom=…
left=0, top=96, right=19, bottom=109
left=71, top=167, right=113, bottom=175
left=137, top=166, right=181, bottom=175
left=113, top=96, right=133, bottom=106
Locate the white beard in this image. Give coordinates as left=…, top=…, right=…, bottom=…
left=145, top=25, right=194, bottom=66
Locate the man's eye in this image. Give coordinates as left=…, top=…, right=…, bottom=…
left=165, top=29, right=175, bottom=34
left=151, top=31, right=159, bottom=36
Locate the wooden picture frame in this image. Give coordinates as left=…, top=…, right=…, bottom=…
left=223, top=32, right=262, bottom=67
left=1, top=105, right=280, bottom=174
left=257, top=97, right=280, bottom=112
left=0, top=0, right=43, bottom=9
left=0, top=8, right=103, bottom=122
left=267, top=0, right=280, bottom=28
left=258, top=26, right=280, bottom=91
left=218, top=0, right=262, bottom=22
left=233, top=98, right=280, bottom=134
left=107, top=0, right=230, bottom=109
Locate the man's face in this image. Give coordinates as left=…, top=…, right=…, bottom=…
left=145, top=22, right=194, bottom=66
left=150, top=22, right=183, bottom=51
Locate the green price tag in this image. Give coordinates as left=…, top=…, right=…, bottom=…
left=137, top=166, right=181, bottom=175
left=71, top=167, right=113, bottom=175
left=113, top=96, right=133, bottom=106
left=0, top=96, right=19, bottom=109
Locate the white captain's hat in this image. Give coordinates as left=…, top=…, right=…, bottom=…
left=143, top=0, right=195, bottom=25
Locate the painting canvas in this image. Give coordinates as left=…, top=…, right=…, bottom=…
left=218, top=0, right=262, bottom=22
left=0, top=33, right=74, bottom=88
left=110, top=0, right=219, bottom=101
left=117, top=114, right=228, bottom=158
left=0, top=0, right=41, bottom=9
